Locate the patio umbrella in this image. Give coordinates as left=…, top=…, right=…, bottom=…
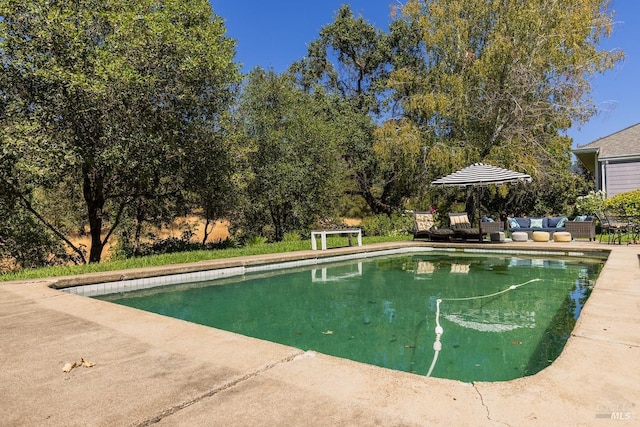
left=431, top=163, right=532, bottom=225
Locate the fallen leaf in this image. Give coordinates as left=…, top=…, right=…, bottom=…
left=62, top=362, right=77, bottom=373
left=62, top=357, right=95, bottom=374
left=321, top=330, right=334, bottom=335
left=80, top=357, right=95, bottom=368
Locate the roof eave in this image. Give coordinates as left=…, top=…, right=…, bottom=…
left=599, top=153, right=640, bottom=162
left=573, top=149, right=597, bottom=174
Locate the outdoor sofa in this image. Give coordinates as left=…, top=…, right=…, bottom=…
left=507, top=215, right=596, bottom=240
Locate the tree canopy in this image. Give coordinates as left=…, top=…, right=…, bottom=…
left=383, top=0, right=623, bottom=215
left=1, top=0, right=240, bottom=263
left=291, top=5, right=411, bottom=215
left=389, top=0, right=623, bottom=177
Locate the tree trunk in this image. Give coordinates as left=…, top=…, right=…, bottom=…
left=83, top=170, right=105, bottom=263
left=88, top=217, right=104, bottom=263
left=360, top=187, right=393, bottom=215
left=133, top=203, right=145, bottom=257
left=354, top=171, right=394, bottom=215
left=202, top=217, right=212, bottom=246
left=269, top=202, right=284, bottom=242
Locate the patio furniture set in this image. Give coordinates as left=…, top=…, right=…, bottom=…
left=307, top=208, right=638, bottom=251
left=595, top=210, right=640, bottom=245
left=412, top=211, right=599, bottom=243
left=414, top=162, right=637, bottom=245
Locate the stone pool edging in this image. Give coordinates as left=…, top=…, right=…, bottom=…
left=54, top=241, right=610, bottom=298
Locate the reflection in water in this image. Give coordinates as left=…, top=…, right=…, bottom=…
left=450, top=263, right=470, bottom=274
left=415, top=261, right=436, bottom=274
left=311, top=262, right=362, bottom=282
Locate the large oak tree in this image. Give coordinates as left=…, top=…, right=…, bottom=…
left=0, top=0, right=240, bottom=262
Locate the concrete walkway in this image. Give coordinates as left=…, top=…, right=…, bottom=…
left=1, top=241, right=638, bottom=426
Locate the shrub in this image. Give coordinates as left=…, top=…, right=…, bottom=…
left=575, top=190, right=606, bottom=215
left=604, top=189, right=640, bottom=216
left=283, top=231, right=303, bottom=242
left=360, top=213, right=413, bottom=236
left=246, top=235, right=268, bottom=246
left=113, top=230, right=238, bottom=259
left=0, top=203, right=74, bottom=271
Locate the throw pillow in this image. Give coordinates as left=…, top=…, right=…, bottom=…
left=415, top=213, right=435, bottom=232
left=548, top=217, right=561, bottom=227
left=482, top=216, right=495, bottom=222
left=556, top=216, right=568, bottom=228
left=451, top=214, right=469, bottom=225
left=508, top=218, right=520, bottom=229
left=530, top=218, right=544, bottom=228
left=575, top=215, right=587, bottom=222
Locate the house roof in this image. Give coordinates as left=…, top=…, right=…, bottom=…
left=573, top=122, right=640, bottom=159
left=572, top=122, right=640, bottom=172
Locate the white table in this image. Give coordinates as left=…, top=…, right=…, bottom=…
left=311, top=228, right=362, bottom=250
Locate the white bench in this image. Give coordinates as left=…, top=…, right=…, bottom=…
left=311, top=228, right=362, bottom=250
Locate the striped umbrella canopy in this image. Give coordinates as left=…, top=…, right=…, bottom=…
left=431, top=163, right=532, bottom=188
left=432, top=163, right=532, bottom=227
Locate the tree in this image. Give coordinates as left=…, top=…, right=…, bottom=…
left=291, top=5, right=411, bottom=215
left=0, top=0, right=240, bottom=262
left=183, top=120, right=237, bottom=246
left=237, top=68, right=345, bottom=242
left=388, top=0, right=623, bottom=212
left=372, top=119, right=427, bottom=210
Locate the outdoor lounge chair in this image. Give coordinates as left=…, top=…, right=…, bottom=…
left=448, top=212, right=482, bottom=241
left=413, top=212, right=454, bottom=241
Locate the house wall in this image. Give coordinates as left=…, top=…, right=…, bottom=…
left=604, top=161, right=640, bottom=197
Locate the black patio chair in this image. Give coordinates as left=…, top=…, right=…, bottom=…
left=600, top=209, right=630, bottom=244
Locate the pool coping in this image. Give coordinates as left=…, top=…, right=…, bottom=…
left=58, top=244, right=609, bottom=297
left=1, top=240, right=639, bottom=425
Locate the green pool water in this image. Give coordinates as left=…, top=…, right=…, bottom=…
left=98, top=252, right=601, bottom=382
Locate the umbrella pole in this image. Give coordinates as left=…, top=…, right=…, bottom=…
left=477, top=188, right=481, bottom=228
left=465, top=187, right=481, bottom=229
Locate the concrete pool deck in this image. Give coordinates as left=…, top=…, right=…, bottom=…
left=1, top=240, right=638, bottom=426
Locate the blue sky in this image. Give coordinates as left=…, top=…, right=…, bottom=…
left=211, top=1, right=639, bottom=148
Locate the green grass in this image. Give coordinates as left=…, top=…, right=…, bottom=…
left=1, top=235, right=412, bottom=282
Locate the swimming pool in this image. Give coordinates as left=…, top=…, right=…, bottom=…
left=94, top=250, right=602, bottom=382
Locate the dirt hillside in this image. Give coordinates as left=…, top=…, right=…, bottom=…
left=70, top=217, right=230, bottom=261
left=72, top=216, right=361, bottom=261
